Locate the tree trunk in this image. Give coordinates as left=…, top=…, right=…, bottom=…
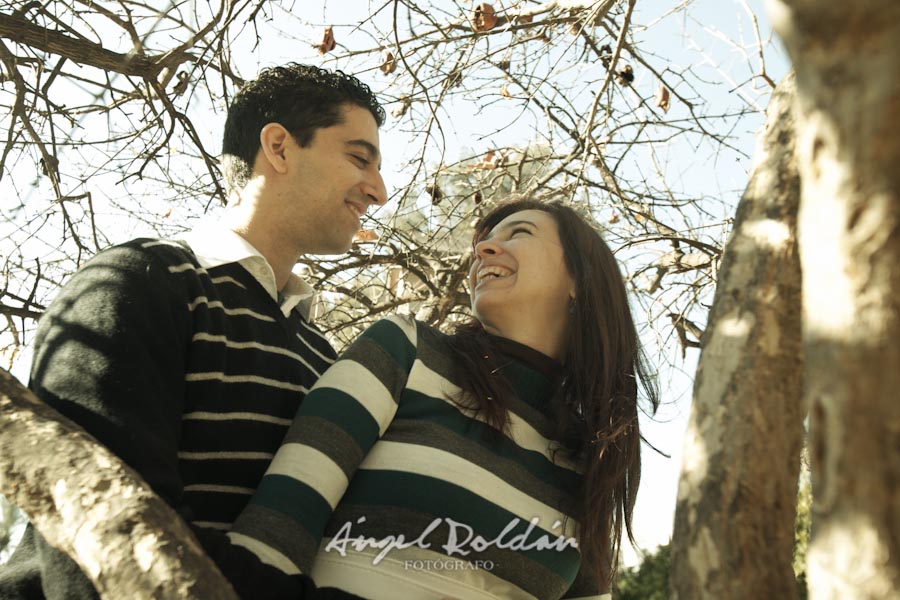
left=670, top=72, right=806, bottom=598
left=767, top=1, right=900, bottom=597
left=0, top=367, right=238, bottom=600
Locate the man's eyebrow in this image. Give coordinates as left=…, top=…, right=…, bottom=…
left=346, top=139, right=382, bottom=169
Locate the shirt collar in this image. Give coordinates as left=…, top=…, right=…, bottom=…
left=183, top=222, right=316, bottom=320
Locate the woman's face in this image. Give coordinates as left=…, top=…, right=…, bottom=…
left=469, top=209, right=576, bottom=344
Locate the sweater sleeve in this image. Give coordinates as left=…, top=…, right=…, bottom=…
left=228, top=316, right=419, bottom=576
left=15, top=241, right=358, bottom=600
left=28, top=242, right=192, bottom=508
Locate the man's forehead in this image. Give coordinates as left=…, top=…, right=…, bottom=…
left=338, top=103, right=379, bottom=131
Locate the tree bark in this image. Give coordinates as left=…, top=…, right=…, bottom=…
left=0, top=367, right=238, bottom=600
left=767, top=1, right=900, bottom=597
left=670, top=72, right=806, bottom=599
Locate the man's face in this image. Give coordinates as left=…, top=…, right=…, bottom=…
left=280, top=104, right=387, bottom=255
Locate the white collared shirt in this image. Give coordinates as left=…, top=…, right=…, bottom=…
left=183, top=223, right=316, bottom=319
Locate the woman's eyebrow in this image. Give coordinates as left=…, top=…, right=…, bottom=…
left=501, top=219, right=536, bottom=230
left=475, top=219, right=538, bottom=244
left=483, top=219, right=537, bottom=240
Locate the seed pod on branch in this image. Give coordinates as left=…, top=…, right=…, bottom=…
left=314, top=26, right=336, bottom=54
left=616, top=65, right=634, bottom=85
left=599, top=44, right=613, bottom=69
left=426, top=184, right=443, bottom=204
left=471, top=3, right=497, bottom=32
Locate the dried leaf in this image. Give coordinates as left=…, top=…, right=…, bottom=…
left=654, top=84, right=671, bottom=112
left=471, top=3, right=498, bottom=32
left=391, top=97, right=411, bottom=118
left=353, top=229, right=380, bottom=242
left=473, top=150, right=507, bottom=170
left=171, top=72, right=189, bottom=97
left=500, top=84, right=511, bottom=98
left=39, top=155, right=59, bottom=178
left=314, top=26, right=336, bottom=54
left=446, top=68, right=463, bottom=89
left=379, top=50, right=397, bottom=75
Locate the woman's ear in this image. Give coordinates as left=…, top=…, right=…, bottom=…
left=258, top=123, right=291, bottom=174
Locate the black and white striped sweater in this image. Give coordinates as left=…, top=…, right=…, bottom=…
left=0, top=237, right=356, bottom=600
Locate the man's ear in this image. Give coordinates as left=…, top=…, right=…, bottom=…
left=258, top=123, right=291, bottom=174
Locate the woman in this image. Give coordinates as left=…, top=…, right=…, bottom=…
left=229, top=198, right=658, bottom=599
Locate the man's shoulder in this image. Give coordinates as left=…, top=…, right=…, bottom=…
left=94, top=237, right=195, bottom=263
left=50, top=238, right=206, bottom=305
left=79, top=237, right=205, bottom=278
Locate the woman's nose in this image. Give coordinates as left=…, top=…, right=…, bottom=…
left=474, top=239, right=500, bottom=257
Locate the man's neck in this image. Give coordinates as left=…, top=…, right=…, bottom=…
left=221, top=202, right=298, bottom=292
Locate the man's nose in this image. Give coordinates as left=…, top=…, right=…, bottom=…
left=363, top=170, right=388, bottom=206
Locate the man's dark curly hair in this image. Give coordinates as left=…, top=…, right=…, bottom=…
left=221, top=63, right=385, bottom=194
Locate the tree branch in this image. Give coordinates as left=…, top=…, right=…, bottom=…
left=0, top=367, right=238, bottom=599
left=0, top=12, right=162, bottom=78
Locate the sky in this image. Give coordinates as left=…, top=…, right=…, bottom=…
left=2, top=0, right=792, bottom=569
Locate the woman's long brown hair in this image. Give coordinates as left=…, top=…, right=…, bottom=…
left=446, top=198, right=659, bottom=589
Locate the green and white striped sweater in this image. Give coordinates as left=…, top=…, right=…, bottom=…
left=231, top=315, right=607, bottom=600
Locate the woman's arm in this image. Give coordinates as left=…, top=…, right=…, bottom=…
left=228, top=316, right=419, bottom=575
left=561, top=558, right=610, bottom=600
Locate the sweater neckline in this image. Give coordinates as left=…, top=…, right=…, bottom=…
left=485, top=334, right=563, bottom=380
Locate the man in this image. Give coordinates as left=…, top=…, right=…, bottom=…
left=0, top=64, right=387, bottom=599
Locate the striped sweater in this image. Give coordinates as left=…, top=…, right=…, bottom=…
left=231, top=316, right=607, bottom=600
left=2, top=238, right=346, bottom=599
